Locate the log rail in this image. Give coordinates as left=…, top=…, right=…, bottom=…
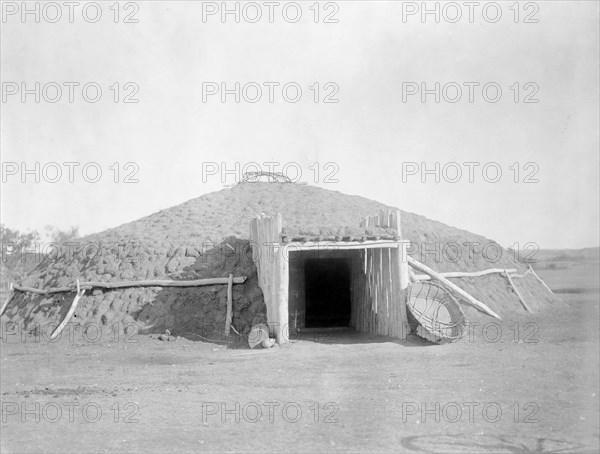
left=0, top=276, right=248, bottom=317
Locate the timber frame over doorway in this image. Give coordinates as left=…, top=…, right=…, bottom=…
left=249, top=210, right=410, bottom=344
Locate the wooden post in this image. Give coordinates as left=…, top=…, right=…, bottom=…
left=504, top=270, right=532, bottom=313
left=528, top=265, right=555, bottom=295
left=399, top=242, right=410, bottom=290
left=224, top=273, right=233, bottom=336
left=249, top=213, right=289, bottom=344
left=0, top=283, right=14, bottom=316
left=277, top=250, right=289, bottom=344
left=408, top=267, right=418, bottom=282
left=407, top=256, right=501, bottom=319
left=392, top=246, right=408, bottom=340
left=276, top=213, right=289, bottom=344
left=50, top=280, right=85, bottom=339
left=394, top=209, right=402, bottom=237
left=392, top=210, right=409, bottom=291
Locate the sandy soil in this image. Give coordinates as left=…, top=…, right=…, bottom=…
left=1, top=287, right=598, bottom=453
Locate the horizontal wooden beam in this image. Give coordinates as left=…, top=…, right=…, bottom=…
left=281, top=240, right=409, bottom=251
left=413, top=268, right=518, bottom=281
left=9, top=277, right=248, bottom=296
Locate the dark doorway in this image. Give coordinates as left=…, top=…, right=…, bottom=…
left=304, top=258, right=351, bottom=328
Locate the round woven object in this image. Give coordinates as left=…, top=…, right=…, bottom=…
left=406, top=281, right=467, bottom=343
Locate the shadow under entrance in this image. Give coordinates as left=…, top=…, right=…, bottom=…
left=304, top=258, right=351, bottom=328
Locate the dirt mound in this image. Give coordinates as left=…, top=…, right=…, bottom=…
left=1, top=183, right=560, bottom=340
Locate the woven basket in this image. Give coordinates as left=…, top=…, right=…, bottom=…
left=406, top=281, right=467, bottom=343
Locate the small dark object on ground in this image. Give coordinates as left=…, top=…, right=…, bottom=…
left=156, top=329, right=177, bottom=342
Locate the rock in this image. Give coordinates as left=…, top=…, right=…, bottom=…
left=261, top=338, right=275, bottom=348
left=157, top=329, right=176, bottom=341
left=185, top=247, right=200, bottom=258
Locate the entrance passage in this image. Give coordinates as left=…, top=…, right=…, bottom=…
left=304, top=258, right=351, bottom=328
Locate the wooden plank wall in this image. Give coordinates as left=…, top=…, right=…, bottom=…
left=249, top=213, right=288, bottom=344
left=360, top=208, right=401, bottom=235
left=350, top=247, right=408, bottom=340
left=250, top=210, right=409, bottom=344
left=352, top=208, right=409, bottom=340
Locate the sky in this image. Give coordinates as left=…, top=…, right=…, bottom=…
left=1, top=0, right=598, bottom=249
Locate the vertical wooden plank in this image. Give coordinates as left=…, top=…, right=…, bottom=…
left=394, top=254, right=399, bottom=338
left=384, top=248, right=391, bottom=337
left=390, top=247, right=397, bottom=339
left=349, top=254, right=355, bottom=329
left=224, top=273, right=233, bottom=336
left=365, top=251, right=368, bottom=334
left=386, top=247, right=392, bottom=338
left=379, top=248, right=385, bottom=336
left=382, top=249, right=387, bottom=336
left=399, top=241, right=409, bottom=290
left=389, top=264, right=394, bottom=338
left=250, top=213, right=292, bottom=343
left=353, top=256, right=358, bottom=329
left=373, top=248, right=378, bottom=335
left=365, top=251, right=369, bottom=333
left=375, top=249, right=379, bottom=335
left=390, top=253, right=396, bottom=338
left=390, top=254, right=394, bottom=337
left=391, top=249, right=398, bottom=337
left=381, top=248, right=387, bottom=336
left=391, top=247, right=399, bottom=338
left=271, top=218, right=278, bottom=339
left=358, top=253, right=363, bottom=333
left=355, top=255, right=359, bottom=331
left=352, top=254, right=356, bottom=330
left=355, top=256, right=360, bottom=332
left=278, top=245, right=289, bottom=343
left=356, top=254, right=361, bottom=330
left=372, top=249, right=378, bottom=314
left=365, top=249, right=373, bottom=333
left=378, top=248, right=383, bottom=336
left=272, top=214, right=285, bottom=343
left=365, top=249, right=369, bottom=333
left=375, top=248, right=381, bottom=335
left=395, top=245, right=408, bottom=340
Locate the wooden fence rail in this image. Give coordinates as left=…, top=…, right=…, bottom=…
left=0, top=276, right=248, bottom=317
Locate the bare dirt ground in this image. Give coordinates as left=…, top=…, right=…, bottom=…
left=1, top=267, right=598, bottom=453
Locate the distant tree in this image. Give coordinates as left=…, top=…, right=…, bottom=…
left=44, top=225, right=80, bottom=243
left=0, top=224, right=41, bottom=253
left=0, top=224, right=43, bottom=287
